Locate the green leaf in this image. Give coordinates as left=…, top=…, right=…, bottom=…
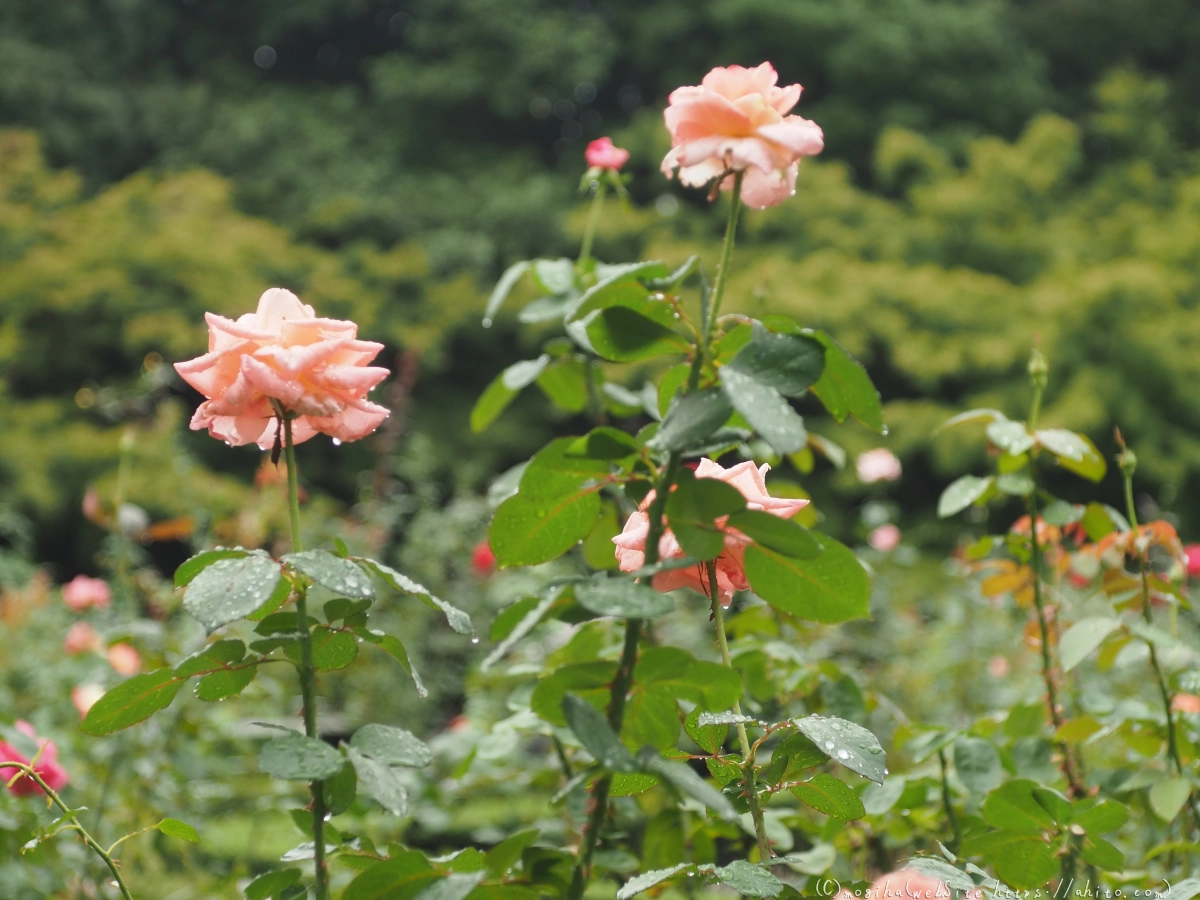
left=936, top=408, right=1006, bottom=433
left=1071, top=801, right=1129, bottom=834
left=325, top=760, right=357, bottom=816
left=567, top=427, right=639, bottom=460
left=482, top=588, right=563, bottom=671
left=283, top=550, right=373, bottom=600
left=791, top=774, right=866, bottom=820
left=712, top=860, right=783, bottom=898
left=78, top=670, right=185, bottom=736
left=484, top=829, right=541, bottom=878
left=862, top=776, right=906, bottom=815
left=1032, top=786, right=1072, bottom=825
left=726, top=322, right=825, bottom=396
left=358, top=559, right=474, bottom=636
left=483, top=260, right=531, bottom=325
left=561, top=694, right=638, bottom=772
left=639, top=750, right=737, bottom=820
left=728, top=509, right=821, bottom=559
left=954, top=737, right=1004, bottom=795
left=415, top=873, right=486, bottom=900
left=585, top=306, right=686, bottom=362
left=987, top=419, right=1034, bottom=455
left=259, top=733, right=345, bottom=781
left=937, top=475, right=994, bottom=518
left=325, top=597, right=372, bottom=622
left=648, top=388, right=733, bottom=452
left=531, top=257, right=575, bottom=294
left=1149, top=775, right=1192, bottom=821
left=470, top=357, right=550, bottom=433
left=184, top=555, right=284, bottom=632
left=1080, top=836, right=1124, bottom=872
left=310, top=627, right=359, bottom=671
left=720, top=367, right=807, bottom=455
left=616, top=864, right=692, bottom=900
left=1035, top=429, right=1106, bottom=482
left=355, top=628, right=428, bottom=698
left=567, top=260, right=669, bottom=321
left=347, top=746, right=409, bottom=816
left=665, top=470, right=746, bottom=560
left=518, top=437, right=611, bottom=500
left=645, top=256, right=699, bottom=290
left=684, top=707, right=727, bottom=755
left=537, top=358, right=590, bottom=413
left=245, top=870, right=303, bottom=900
left=806, top=331, right=883, bottom=431
left=531, top=662, right=615, bottom=726
left=156, top=818, right=200, bottom=843
left=898, top=859, right=977, bottom=892
left=1059, top=617, right=1122, bottom=672
left=990, top=836, right=1057, bottom=890
left=574, top=575, right=675, bottom=619
left=351, top=724, right=432, bottom=768
left=195, top=665, right=256, bottom=701
left=610, top=771, right=660, bottom=797
left=489, top=489, right=601, bottom=567
left=344, top=852, right=438, bottom=900
left=175, top=639, right=246, bottom=676
left=744, top=537, right=870, bottom=624
left=582, top=502, right=622, bottom=571
left=1160, top=880, right=1200, bottom=900
left=175, top=548, right=250, bottom=587
left=982, top=779, right=1056, bottom=833
left=794, top=715, right=887, bottom=783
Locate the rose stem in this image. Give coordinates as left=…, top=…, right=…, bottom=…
left=283, top=415, right=330, bottom=900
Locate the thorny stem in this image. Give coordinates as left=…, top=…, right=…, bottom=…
left=1118, top=447, right=1200, bottom=833
left=283, top=417, right=330, bottom=900
left=1, top=762, right=135, bottom=900
left=707, top=560, right=772, bottom=861
left=578, top=180, right=606, bottom=268
left=937, top=749, right=961, bottom=852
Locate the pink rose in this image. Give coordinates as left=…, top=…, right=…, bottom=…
left=868, top=870, right=951, bottom=900
left=868, top=524, right=902, bottom=552
left=1185, top=544, right=1200, bottom=579
left=585, top=137, right=630, bottom=171
left=613, top=458, right=808, bottom=605
left=0, top=721, right=69, bottom=796
left=72, top=684, right=105, bottom=718
left=471, top=541, right=496, bottom=577
left=174, top=288, right=391, bottom=449
left=107, top=643, right=142, bottom=676
left=61, top=575, right=111, bottom=612
left=63, top=622, right=102, bottom=656
left=661, top=62, right=823, bottom=209
left=857, top=448, right=902, bottom=483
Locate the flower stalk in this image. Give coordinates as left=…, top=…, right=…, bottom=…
left=282, top=415, right=330, bottom=900
left=578, top=180, right=606, bottom=268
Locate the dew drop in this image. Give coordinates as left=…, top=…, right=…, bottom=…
left=471, top=637, right=480, bottom=644
left=881, top=426, right=890, bottom=436
left=482, top=318, right=493, bottom=328
left=830, top=722, right=841, bottom=730
left=824, top=741, right=835, bottom=750
left=838, top=750, right=849, bottom=760
left=884, top=768, right=889, bottom=775
left=332, top=438, right=342, bottom=446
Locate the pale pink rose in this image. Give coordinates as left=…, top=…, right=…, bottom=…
left=613, top=458, right=808, bottom=605
left=857, top=448, right=902, bottom=483
left=107, top=643, right=142, bottom=676
left=174, top=288, right=391, bottom=450
left=661, top=62, right=823, bottom=209
left=61, top=575, right=111, bottom=612
left=0, top=721, right=69, bottom=796
left=72, top=684, right=106, bottom=718
left=1172, top=693, right=1200, bottom=714
left=868, top=524, right=902, bottom=552
left=869, top=870, right=951, bottom=900
left=63, top=622, right=102, bottom=656
left=585, top=137, right=630, bottom=171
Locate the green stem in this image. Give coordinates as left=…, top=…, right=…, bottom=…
left=578, top=181, right=606, bottom=268
left=937, top=749, right=961, bottom=852
left=706, top=561, right=771, bottom=861
left=283, top=417, right=330, bottom=900
left=705, top=170, right=744, bottom=348
left=1, top=762, right=134, bottom=900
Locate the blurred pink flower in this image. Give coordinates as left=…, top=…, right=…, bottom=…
left=857, top=448, right=902, bottom=483
left=62, top=575, right=111, bottom=612
left=0, top=721, right=69, bottom=796
left=1185, top=544, right=1200, bottom=579
left=175, top=288, right=391, bottom=450
left=868, top=524, right=902, bottom=552
left=107, top=643, right=142, bottom=676
left=988, top=655, right=1010, bottom=678
left=72, top=684, right=106, bottom=718
left=585, top=137, right=629, bottom=171
left=614, top=458, right=807, bottom=605
left=63, top=622, right=102, bottom=656
left=1172, top=693, right=1200, bottom=714
left=661, top=62, right=823, bottom=208
left=471, top=541, right=496, bottom=577
left=868, top=869, right=951, bottom=900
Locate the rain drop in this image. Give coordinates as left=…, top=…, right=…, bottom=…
left=881, top=425, right=890, bottom=436
left=824, top=741, right=835, bottom=750
left=838, top=750, right=849, bottom=760
left=830, top=722, right=841, bottom=730
left=482, top=318, right=493, bottom=328
left=471, top=637, right=480, bottom=644
left=332, top=438, right=342, bottom=446
left=884, top=768, right=889, bottom=775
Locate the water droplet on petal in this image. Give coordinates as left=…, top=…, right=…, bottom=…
left=332, top=438, right=342, bottom=446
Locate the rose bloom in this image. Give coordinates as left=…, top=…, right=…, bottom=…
left=107, top=642, right=142, bottom=676
left=471, top=541, right=496, bottom=577
left=857, top=448, right=902, bottom=484
left=613, top=458, right=807, bottom=605
left=585, top=137, right=629, bottom=171
left=174, top=288, right=390, bottom=449
left=63, top=622, right=102, bottom=656
left=868, top=523, right=901, bottom=552
left=868, top=870, right=951, bottom=900
left=0, top=721, right=69, bottom=796
left=72, top=684, right=106, bottom=718
left=1172, top=693, right=1200, bottom=715
left=661, top=62, right=823, bottom=209
left=1186, top=544, right=1200, bottom=579
left=61, top=575, right=111, bottom=612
